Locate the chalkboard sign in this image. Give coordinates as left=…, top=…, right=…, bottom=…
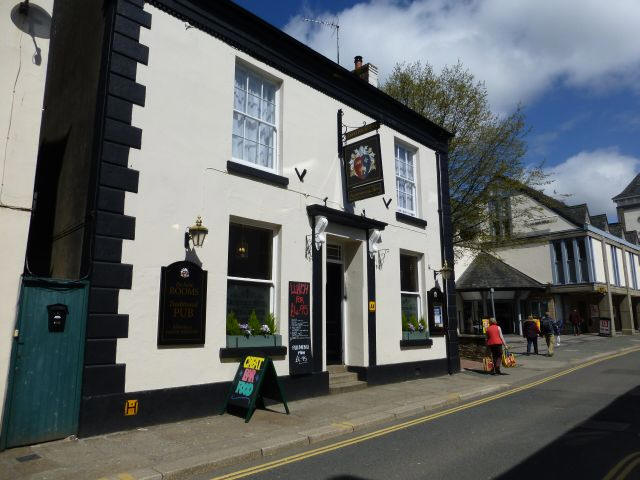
left=222, top=355, right=289, bottom=422
left=158, top=261, right=207, bottom=345
left=288, top=281, right=312, bottom=375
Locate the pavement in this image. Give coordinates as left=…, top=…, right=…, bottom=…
left=2, top=333, right=640, bottom=480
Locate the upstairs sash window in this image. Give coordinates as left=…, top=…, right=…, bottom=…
left=395, top=144, right=417, bottom=216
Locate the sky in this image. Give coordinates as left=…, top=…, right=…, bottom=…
left=234, top=0, right=640, bottom=221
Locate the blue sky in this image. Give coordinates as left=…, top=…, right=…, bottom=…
left=234, top=0, right=640, bottom=220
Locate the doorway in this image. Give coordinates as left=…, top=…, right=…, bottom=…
left=326, top=260, right=344, bottom=365
left=494, top=301, right=514, bottom=334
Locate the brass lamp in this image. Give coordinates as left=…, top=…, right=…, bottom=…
left=186, top=216, right=208, bottom=248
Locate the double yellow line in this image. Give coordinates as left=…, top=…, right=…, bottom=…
left=604, top=452, right=640, bottom=480
left=212, top=347, right=640, bottom=480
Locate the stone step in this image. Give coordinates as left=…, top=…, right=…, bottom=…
left=329, top=380, right=368, bottom=395
left=328, top=371, right=360, bottom=385
left=327, top=364, right=348, bottom=374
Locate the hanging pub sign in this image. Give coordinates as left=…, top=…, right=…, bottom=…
left=343, top=134, right=385, bottom=202
left=221, top=355, right=290, bottom=422
left=157, top=260, right=207, bottom=345
left=288, top=281, right=312, bottom=375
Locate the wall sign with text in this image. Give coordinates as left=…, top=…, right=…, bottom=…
left=288, top=281, right=312, bottom=375
left=157, top=261, right=207, bottom=345
left=343, top=134, right=385, bottom=202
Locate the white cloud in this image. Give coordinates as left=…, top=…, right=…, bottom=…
left=543, top=148, right=640, bottom=220
left=283, top=0, right=640, bottom=113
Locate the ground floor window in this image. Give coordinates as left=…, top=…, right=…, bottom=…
left=226, top=222, right=277, bottom=337
left=400, top=253, right=426, bottom=334
left=461, top=300, right=485, bottom=335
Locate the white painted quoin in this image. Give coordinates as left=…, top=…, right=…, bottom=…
left=117, top=3, right=451, bottom=392
left=0, top=0, right=53, bottom=428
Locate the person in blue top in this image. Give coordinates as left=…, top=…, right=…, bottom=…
left=541, top=312, right=556, bottom=357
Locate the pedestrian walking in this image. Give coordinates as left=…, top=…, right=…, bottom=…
left=523, top=315, right=540, bottom=355
left=555, top=313, right=563, bottom=346
left=486, top=318, right=507, bottom=375
left=569, top=307, right=582, bottom=336
left=541, top=313, right=555, bottom=356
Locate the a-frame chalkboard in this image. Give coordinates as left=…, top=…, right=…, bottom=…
left=221, top=355, right=290, bottom=423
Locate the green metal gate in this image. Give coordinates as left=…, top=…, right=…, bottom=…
left=1, top=277, right=89, bottom=449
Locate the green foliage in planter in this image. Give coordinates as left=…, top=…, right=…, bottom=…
left=401, top=312, right=410, bottom=332
left=264, top=313, right=277, bottom=335
left=409, top=314, right=420, bottom=332
left=226, top=311, right=241, bottom=335
left=248, top=310, right=262, bottom=336
left=419, top=317, right=427, bottom=331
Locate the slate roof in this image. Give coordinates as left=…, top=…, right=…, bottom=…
left=589, top=214, right=609, bottom=231
left=608, top=223, right=623, bottom=238
left=456, top=253, right=545, bottom=291
left=613, top=173, right=640, bottom=201
left=624, top=231, right=639, bottom=245
left=563, top=204, right=590, bottom=225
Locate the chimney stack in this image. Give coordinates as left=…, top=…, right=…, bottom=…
left=352, top=55, right=378, bottom=88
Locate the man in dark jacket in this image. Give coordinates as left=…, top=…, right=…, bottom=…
left=569, top=307, right=582, bottom=335
left=541, top=313, right=556, bottom=356
left=523, top=316, right=540, bottom=355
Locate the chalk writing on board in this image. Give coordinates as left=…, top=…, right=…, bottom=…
left=288, top=281, right=312, bottom=375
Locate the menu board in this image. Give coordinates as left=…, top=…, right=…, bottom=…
left=157, top=261, right=207, bottom=345
left=288, top=282, right=312, bottom=375
left=222, top=355, right=289, bottom=422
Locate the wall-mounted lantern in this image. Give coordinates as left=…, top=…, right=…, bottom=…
left=368, top=229, right=382, bottom=259
left=314, top=216, right=328, bottom=250
left=184, top=216, right=208, bottom=249
left=433, top=259, right=452, bottom=281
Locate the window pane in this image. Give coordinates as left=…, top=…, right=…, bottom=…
left=400, top=254, right=418, bottom=292
left=232, top=112, right=244, bottom=136
left=228, top=223, right=272, bottom=279
left=258, top=145, right=273, bottom=168
left=226, top=281, right=270, bottom=324
left=245, top=118, right=259, bottom=142
left=248, top=73, right=261, bottom=96
left=234, top=68, right=246, bottom=90
left=263, top=82, right=276, bottom=103
left=247, top=93, right=260, bottom=118
left=554, top=242, right=565, bottom=284
left=244, top=140, right=257, bottom=164
left=259, top=123, right=274, bottom=148
left=406, top=194, right=414, bottom=213
left=234, top=87, right=246, bottom=112
left=401, top=294, right=419, bottom=320
left=232, top=135, right=243, bottom=159
left=262, top=100, right=275, bottom=124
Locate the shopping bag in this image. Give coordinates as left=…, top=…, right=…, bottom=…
left=482, top=356, right=494, bottom=372
left=502, top=348, right=516, bottom=368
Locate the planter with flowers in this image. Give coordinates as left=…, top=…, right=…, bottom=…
left=401, top=314, right=428, bottom=340
left=226, top=311, right=282, bottom=348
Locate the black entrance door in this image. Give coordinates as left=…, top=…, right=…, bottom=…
left=326, top=262, right=343, bottom=365
left=495, top=301, right=514, bottom=334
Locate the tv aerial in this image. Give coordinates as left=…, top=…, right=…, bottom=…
left=303, top=17, right=340, bottom=65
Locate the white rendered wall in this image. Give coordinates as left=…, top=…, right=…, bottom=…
left=511, top=195, right=577, bottom=235
left=117, top=5, right=445, bottom=392
left=0, top=1, right=52, bottom=426
left=591, top=238, right=606, bottom=283
left=495, top=242, right=553, bottom=284
left=606, top=245, right=615, bottom=285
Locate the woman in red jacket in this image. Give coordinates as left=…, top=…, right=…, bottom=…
left=486, top=318, right=507, bottom=375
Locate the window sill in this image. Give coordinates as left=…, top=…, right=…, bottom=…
left=400, top=339, right=433, bottom=348
left=219, top=346, right=287, bottom=359
left=396, top=212, right=428, bottom=228
left=227, top=161, right=289, bottom=187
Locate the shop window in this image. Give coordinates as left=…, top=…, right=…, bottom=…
left=232, top=64, right=278, bottom=172
left=552, top=237, right=595, bottom=285
left=400, top=253, right=425, bottom=333
left=226, top=223, right=275, bottom=333
left=577, top=238, right=590, bottom=282
left=565, top=241, right=577, bottom=283
left=552, top=241, right=565, bottom=284
left=395, top=144, right=418, bottom=216
left=629, top=253, right=638, bottom=290
left=610, top=246, right=621, bottom=286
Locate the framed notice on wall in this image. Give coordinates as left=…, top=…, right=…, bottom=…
left=288, top=281, right=312, bottom=375
left=157, top=261, right=207, bottom=345
left=343, top=134, right=385, bottom=202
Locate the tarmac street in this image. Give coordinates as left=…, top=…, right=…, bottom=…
left=1, top=334, right=639, bottom=479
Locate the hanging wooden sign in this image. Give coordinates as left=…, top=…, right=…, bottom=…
left=288, top=281, right=312, bottom=375
left=343, top=134, right=385, bottom=202
left=344, top=121, right=380, bottom=141
left=157, top=261, right=207, bottom=345
left=221, top=355, right=289, bottom=422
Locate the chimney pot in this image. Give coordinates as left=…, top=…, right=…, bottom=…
left=354, top=55, right=363, bottom=69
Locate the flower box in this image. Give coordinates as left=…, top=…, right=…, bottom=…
left=402, top=331, right=428, bottom=341
left=226, top=334, right=282, bottom=348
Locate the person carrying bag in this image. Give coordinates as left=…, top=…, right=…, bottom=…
left=485, top=318, right=507, bottom=375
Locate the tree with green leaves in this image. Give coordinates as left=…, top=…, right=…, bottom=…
left=383, top=61, right=545, bottom=252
